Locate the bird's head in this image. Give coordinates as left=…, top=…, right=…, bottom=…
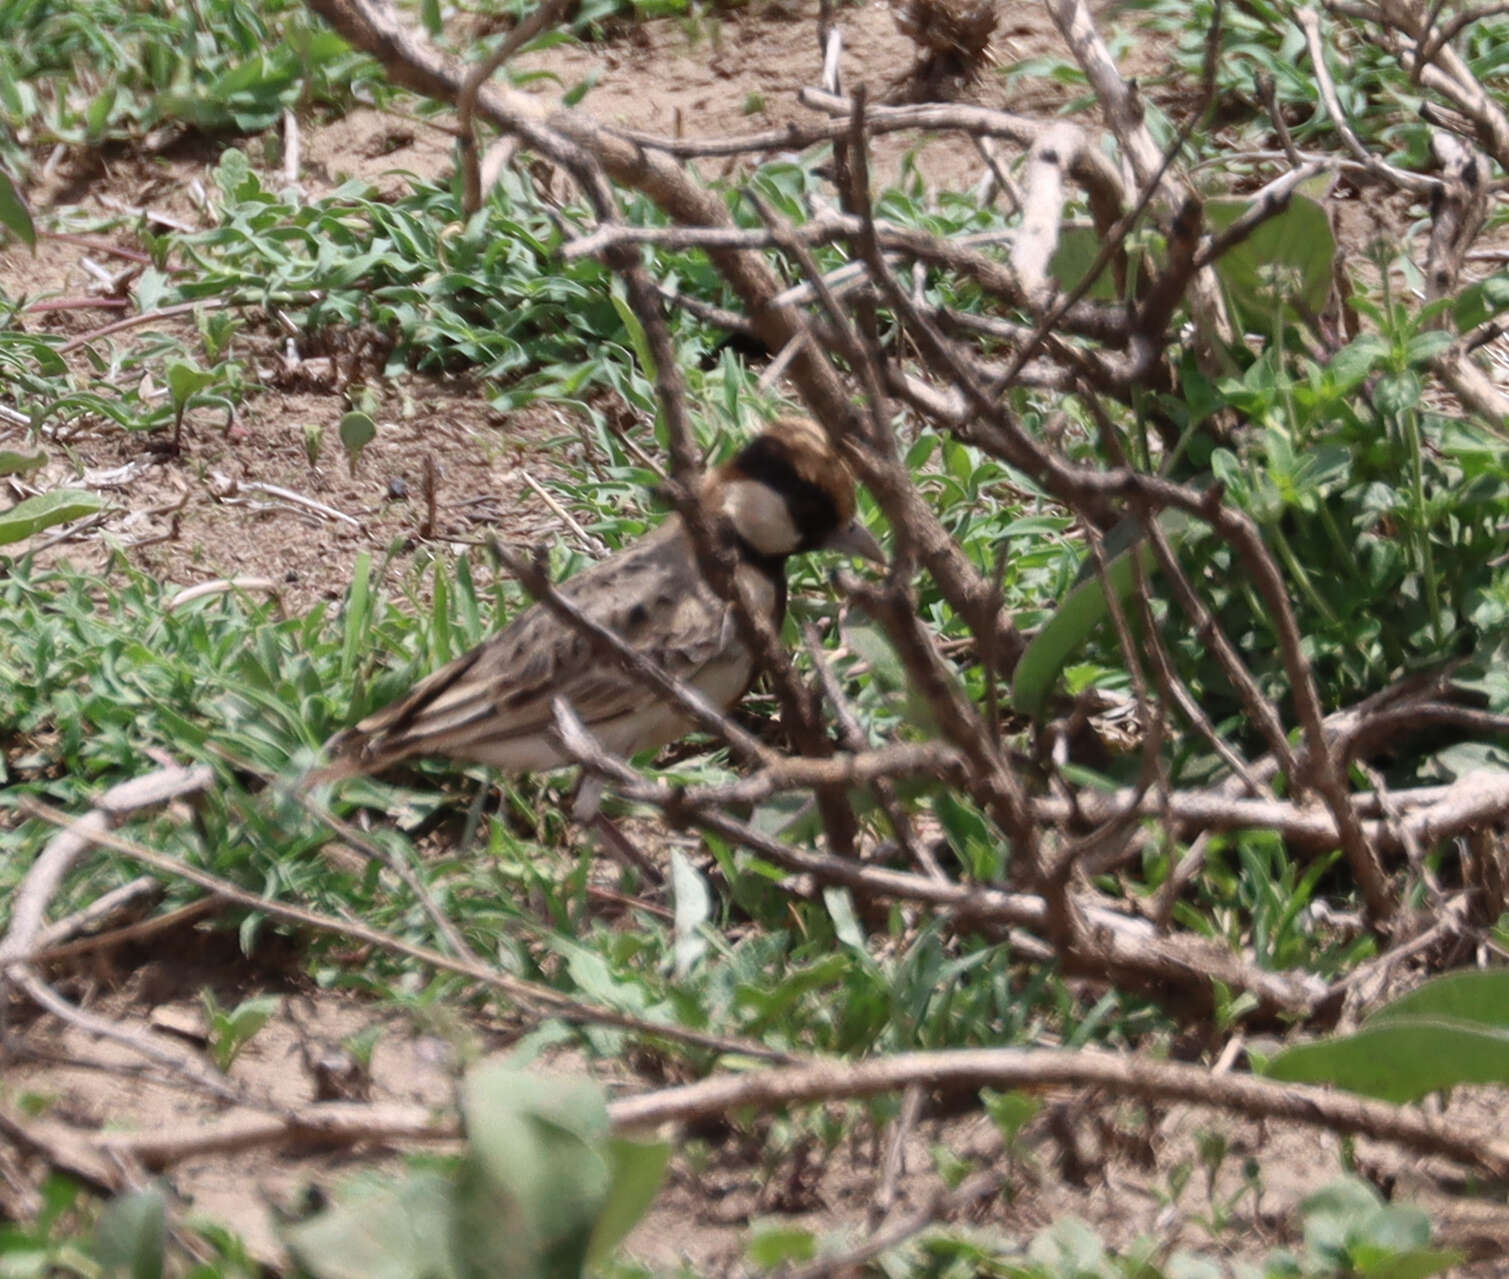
left=711, top=416, right=884, bottom=564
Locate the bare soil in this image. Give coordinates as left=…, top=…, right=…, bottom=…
left=14, top=924, right=1509, bottom=1272
left=4, top=1, right=1506, bottom=1273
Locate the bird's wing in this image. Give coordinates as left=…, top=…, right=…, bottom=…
left=314, top=523, right=749, bottom=781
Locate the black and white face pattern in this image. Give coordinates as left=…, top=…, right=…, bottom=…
left=720, top=427, right=848, bottom=559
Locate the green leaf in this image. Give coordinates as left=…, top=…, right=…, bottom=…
left=134, top=267, right=168, bottom=315
left=1353, top=1249, right=1464, bottom=1279
left=932, top=791, right=1001, bottom=880
left=93, top=1185, right=166, bottom=1279
left=608, top=280, right=656, bottom=384
left=166, top=361, right=213, bottom=411
left=339, top=411, right=377, bottom=475
left=822, top=884, right=866, bottom=951
left=1011, top=510, right=1188, bottom=717
left=1327, top=334, right=1388, bottom=393
left=982, top=1088, right=1039, bottom=1144
left=1048, top=224, right=1121, bottom=301
left=284, top=1171, right=459, bottom=1279
left=669, top=847, right=711, bottom=978
left=1404, top=329, right=1455, bottom=366
left=841, top=615, right=905, bottom=692
left=1374, top=371, right=1422, bottom=415
left=0, top=168, right=34, bottom=249
left=1453, top=273, right=1509, bottom=331
left=1299, top=1177, right=1460, bottom=1277
left=0, top=449, right=46, bottom=477
left=340, top=552, right=372, bottom=681
left=457, top=1065, right=614, bottom=1279
left=1206, top=194, right=1335, bottom=331
left=1266, top=1018, right=1509, bottom=1103
left=1366, top=969, right=1509, bottom=1030
left=216, top=994, right=279, bottom=1070
left=0, top=491, right=106, bottom=545
left=86, top=83, right=118, bottom=140
left=1027, top=1216, right=1106, bottom=1272
left=563, top=69, right=601, bottom=107
left=584, top=1138, right=671, bottom=1267
left=1166, top=1253, right=1224, bottom=1279
left=746, top=1223, right=817, bottom=1269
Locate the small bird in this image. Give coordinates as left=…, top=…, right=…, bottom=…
left=311, top=417, right=883, bottom=799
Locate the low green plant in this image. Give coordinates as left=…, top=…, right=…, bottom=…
left=0, top=1176, right=95, bottom=1277
left=201, top=990, right=281, bottom=1073
left=92, top=1184, right=166, bottom=1279
left=739, top=1174, right=1457, bottom=1278
left=337, top=409, right=377, bottom=474
left=0, top=0, right=378, bottom=182
left=1, top=1176, right=257, bottom=1279
left=285, top=1063, right=669, bottom=1279
left=0, top=166, right=34, bottom=247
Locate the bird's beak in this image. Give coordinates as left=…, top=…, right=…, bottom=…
left=823, top=518, right=886, bottom=563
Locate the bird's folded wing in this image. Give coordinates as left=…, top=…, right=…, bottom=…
left=316, top=560, right=741, bottom=778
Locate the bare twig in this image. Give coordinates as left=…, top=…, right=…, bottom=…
left=28, top=898, right=226, bottom=966
left=31, top=876, right=162, bottom=951
left=458, top=0, right=572, bottom=215
left=165, top=577, right=281, bottom=612
left=1254, top=72, right=1304, bottom=166
left=1013, top=122, right=1086, bottom=308
left=3, top=1101, right=458, bottom=1172
left=57, top=294, right=318, bottom=354
left=551, top=701, right=1331, bottom=1016
left=19, top=798, right=798, bottom=1063
left=517, top=468, right=606, bottom=554
left=210, top=476, right=361, bottom=528
left=1, top=766, right=245, bottom=1104
left=800, top=1170, right=1004, bottom=1278
left=281, top=108, right=302, bottom=193
left=1296, top=7, right=1441, bottom=195
left=607, top=1047, right=1509, bottom=1175
left=871, top=1082, right=923, bottom=1226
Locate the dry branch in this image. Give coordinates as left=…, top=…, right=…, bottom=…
left=550, top=702, right=1332, bottom=1017
left=1, top=765, right=246, bottom=1104
left=458, top=0, right=570, bottom=214
left=1014, top=122, right=1097, bottom=308
left=1046, top=0, right=1233, bottom=352
left=1297, top=7, right=1442, bottom=195
left=564, top=215, right=1131, bottom=344
left=25, top=1038, right=1509, bottom=1186
left=20, top=798, right=797, bottom=1063
left=607, top=1047, right=1509, bottom=1176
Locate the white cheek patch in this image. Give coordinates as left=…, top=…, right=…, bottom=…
left=721, top=479, right=803, bottom=556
